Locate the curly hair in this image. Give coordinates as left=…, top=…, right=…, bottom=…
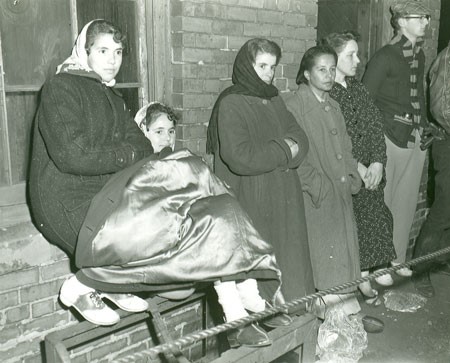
left=142, top=103, right=179, bottom=131
left=85, top=20, right=127, bottom=54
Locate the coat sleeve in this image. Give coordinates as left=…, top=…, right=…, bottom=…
left=362, top=49, right=389, bottom=100
left=278, top=98, right=309, bottom=169
left=38, top=77, right=153, bottom=176
left=217, top=95, right=294, bottom=175
left=339, top=111, right=361, bottom=195
left=360, top=83, right=387, bottom=166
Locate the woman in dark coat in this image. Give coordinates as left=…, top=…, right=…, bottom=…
left=323, top=31, right=396, bottom=297
left=29, top=20, right=154, bottom=326
left=206, top=38, right=314, bottom=304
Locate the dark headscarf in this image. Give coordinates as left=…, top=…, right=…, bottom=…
left=206, top=39, right=279, bottom=154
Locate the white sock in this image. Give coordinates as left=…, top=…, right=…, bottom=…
left=214, top=281, right=248, bottom=322
left=236, top=278, right=266, bottom=312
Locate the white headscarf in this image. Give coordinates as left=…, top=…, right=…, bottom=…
left=56, top=19, right=116, bottom=87
left=134, top=101, right=163, bottom=129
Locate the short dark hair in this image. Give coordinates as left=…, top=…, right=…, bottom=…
left=296, top=45, right=337, bottom=85
left=321, top=31, right=360, bottom=54
left=141, top=103, right=179, bottom=131
left=390, top=12, right=403, bottom=34
left=247, top=38, right=282, bottom=65
left=85, top=20, right=127, bottom=54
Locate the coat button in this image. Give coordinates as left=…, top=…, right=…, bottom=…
left=262, top=99, right=267, bottom=104
left=331, top=128, right=338, bottom=135
left=324, top=105, right=331, bottom=112
left=340, top=176, right=346, bottom=183
left=336, top=153, right=343, bottom=160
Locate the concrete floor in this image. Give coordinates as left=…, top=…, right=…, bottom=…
left=274, top=267, right=450, bottom=363
left=359, top=268, right=450, bottom=363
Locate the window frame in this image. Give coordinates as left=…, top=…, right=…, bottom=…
left=0, top=0, right=169, bottom=228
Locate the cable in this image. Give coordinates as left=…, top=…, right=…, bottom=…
left=115, top=246, right=450, bottom=362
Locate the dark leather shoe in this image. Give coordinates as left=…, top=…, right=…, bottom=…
left=261, top=312, right=293, bottom=328
left=228, top=323, right=272, bottom=348
left=362, top=315, right=384, bottom=334
left=412, top=273, right=435, bottom=298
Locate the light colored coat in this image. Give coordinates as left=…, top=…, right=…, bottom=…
left=283, top=84, right=361, bottom=291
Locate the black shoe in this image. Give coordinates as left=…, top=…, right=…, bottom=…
left=248, top=302, right=293, bottom=329
left=227, top=323, right=272, bottom=348
left=261, top=312, right=293, bottom=328
left=362, top=315, right=384, bottom=334
left=412, top=273, right=435, bottom=298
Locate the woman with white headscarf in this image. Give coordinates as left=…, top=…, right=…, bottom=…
left=29, top=20, right=153, bottom=325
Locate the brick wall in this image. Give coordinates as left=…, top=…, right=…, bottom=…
left=170, top=0, right=318, bottom=156
left=0, top=1, right=319, bottom=362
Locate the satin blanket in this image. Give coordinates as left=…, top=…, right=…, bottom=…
left=75, top=150, right=281, bottom=287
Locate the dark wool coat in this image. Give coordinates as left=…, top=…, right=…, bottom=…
left=362, top=35, right=427, bottom=148
left=28, top=73, right=153, bottom=255
left=330, top=79, right=396, bottom=269
left=214, top=93, right=315, bottom=301
left=283, top=84, right=361, bottom=292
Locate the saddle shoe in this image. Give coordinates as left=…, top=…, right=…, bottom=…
left=100, top=292, right=149, bottom=313
left=59, top=276, right=120, bottom=326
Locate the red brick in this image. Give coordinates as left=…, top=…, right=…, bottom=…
left=212, top=49, right=238, bottom=64
left=0, top=290, right=18, bottom=309
left=195, top=34, right=227, bottom=49
left=248, top=0, right=265, bottom=8
left=212, top=20, right=244, bottom=36
left=284, top=13, right=307, bottom=27
left=31, top=298, right=55, bottom=318
left=0, top=268, right=39, bottom=291
left=22, top=310, right=68, bottom=333
left=178, top=47, right=215, bottom=63
left=258, top=9, right=283, bottom=23
left=0, top=339, right=41, bottom=361
left=180, top=17, right=213, bottom=33
left=173, top=64, right=199, bottom=78
left=227, top=7, right=257, bottom=22
left=20, top=278, right=64, bottom=303
left=172, top=32, right=196, bottom=48
left=5, top=304, right=30, bottom=323
left=243, top=22, right=272, bottom=37
left=276, top=0, right=289, bottom=11
left=90, top=337, right=129, bottom=361
left=40, top=259, right=71, bottom=281
left=0, top=324, right=21, bottom=343
left=182, top=94, right=216, bottom=109
left=180, top=109, right=213, bottom=124
left=178, top=125, right=207, bottom=139
left=198, top=64, right=229, bottom=78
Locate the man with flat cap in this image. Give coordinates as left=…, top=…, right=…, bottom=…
left=362, top=1, right=432, bottom=282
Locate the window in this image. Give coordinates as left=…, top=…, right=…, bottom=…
left=0, top=0, right=169, bottom=227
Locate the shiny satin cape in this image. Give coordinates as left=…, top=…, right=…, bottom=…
left=206, top=39, right=279, bottom=154
left=76, top=150, right=281, bottom=296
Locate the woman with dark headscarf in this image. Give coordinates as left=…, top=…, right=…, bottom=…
left=207, top=38, right=314, bottom=305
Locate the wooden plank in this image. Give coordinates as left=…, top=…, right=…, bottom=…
left=45, top=292, right=207, bottom=363
left=0, top=39, right=12, bottom=187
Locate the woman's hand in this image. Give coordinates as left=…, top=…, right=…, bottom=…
left=284, top=138, right=299, bottom=158
left=365, top=162, right=383, bottom=190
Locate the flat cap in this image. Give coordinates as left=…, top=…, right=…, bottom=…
left=390, top=0, right=431, bottom=16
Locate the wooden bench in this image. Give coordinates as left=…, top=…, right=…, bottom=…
left=44, top=292, right=318, bottom=363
